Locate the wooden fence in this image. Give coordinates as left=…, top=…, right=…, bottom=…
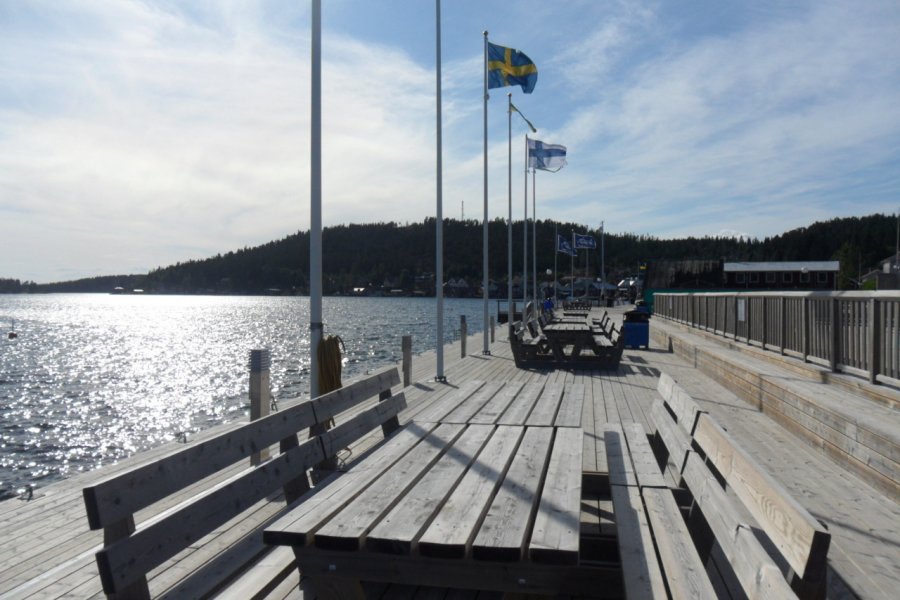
left=653, top=291, right=900, bottom=387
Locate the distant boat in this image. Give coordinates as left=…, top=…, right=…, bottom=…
left=8, top=320, right=16, bottom=339
left=111, top=287, right=126, bottom=295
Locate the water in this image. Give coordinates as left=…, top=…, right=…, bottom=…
left=0, top=294, right=491, bottom=500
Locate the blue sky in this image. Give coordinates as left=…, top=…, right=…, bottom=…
left=2, top=0, right=899, bottom=283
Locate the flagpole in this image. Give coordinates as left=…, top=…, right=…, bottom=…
left=507, top=94, right=513, bottom=334
left=309, top=0, right=322, bottom=399
left=435, top=0, right=445, bottom=381
left=481, top=31, right=490, bottom=355
left=532, top=167, right=537, bottom=311
left=601, top=221, right=606, bottom=305
left=554, top=222, right=558, bottom=301
left=523, top=134, right=528, bottom=318
left=571, top=231, right=575, bottom=299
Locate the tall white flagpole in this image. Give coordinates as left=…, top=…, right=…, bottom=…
left=435, top=0, right=445, bottom=380
left=482, top=31, right=490, bottom=355
left=523, top=135, right=528, bottom=317
left=601, top=221, right=606, bottom=303
left=532, top=167, right=537, bottom=310
left=554, top=222, right=558, bottom=300
left=571, top=231, right=575, bottom=298
left=507, top=94, right=513, bottom=333
left=309, top=0, right=322, bottom=399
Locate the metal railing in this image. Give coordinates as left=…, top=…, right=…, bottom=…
left=653, top=291, right=900, bottom=386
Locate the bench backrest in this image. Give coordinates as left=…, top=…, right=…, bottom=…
left=653, top=372, right=830, bottom=599
left=83, top=366, right=402, bottom=598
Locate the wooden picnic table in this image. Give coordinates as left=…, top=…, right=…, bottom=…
left=542, top=321, right=595, bottom=359
left=262, top=380, right=626, bottom=598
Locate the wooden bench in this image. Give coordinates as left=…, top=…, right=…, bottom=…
left=509, top=321, right=555, bottom=368
left=81, top=367, right=403, bottom=599
left=649, top=372, right=832, bottom=599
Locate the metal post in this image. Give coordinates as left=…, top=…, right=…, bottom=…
left=482, top=31, right=490, bottom=355
left=460, top=315, right=467, bottom=358
left=435, top=0, right=445, bottom=382
left=802, top=296, right=809, bottom=362
left=523, top=136, right=529, bottom=317
left=532, top=168, right=537, bottom=311
left=780, top=296, right=787, bottom=355
left=830, top=297, right=840, bottom=372
left=249, top=349, right=271, bottom=466
left=507, top=94, right=513, bottom=337
left=402, top=335, right=412, bottom=387
left=868, top=298, right=880, bottom=384
left=309, top=0, right=323, bottom=400
left=490, top=315, right=495, bottom=343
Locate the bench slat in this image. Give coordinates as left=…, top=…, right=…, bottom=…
left=622, top=423, right=667, bottom=489
left=650, top=400, right=692, bottom=477
left=319, top=393, right=407, bottom=458
left=311, top=366, right=401, bottom=423
left=529, top=427, right=583, bottom=564
left=96, top=437, right=324, bottom=594
left=693, top=413, right=831, bottom=586
left=656, top=373, right=704, bottom=435
left=682, top=452, right=796, bottom=599
left=82, top=401, right=317, bottom=530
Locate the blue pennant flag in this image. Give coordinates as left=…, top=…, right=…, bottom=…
left=488, top=42, right=538, bottom=94
left=557, top=235, right=577, bottom=256
left=574, top=233, right=596, bottom=249
left=528, top=139, right=567, bottom=172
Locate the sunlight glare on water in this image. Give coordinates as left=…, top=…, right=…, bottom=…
left=0, top=294, right=486, bottom=499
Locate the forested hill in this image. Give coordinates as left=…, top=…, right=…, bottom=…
left=13, top=213, right=899, bottom=294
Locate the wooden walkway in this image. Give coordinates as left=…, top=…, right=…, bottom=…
left=0, top=306, right=897, bottom=599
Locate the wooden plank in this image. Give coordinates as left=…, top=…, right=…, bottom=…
left=529, top=427, right=583, bottom=564
left=609, top=483, right=667, bottom=599
left=693, top=413, right=831, bottom=584
left=263, top=424, right=436, bottom=549
left=472, top=427, right=553, bottom=561
left=94, top=436, right=324, bottom=595
left=604, top=425, right=635, bottom=487
left=319, top=393, right=407, bottom=458
left=681, top=452, right=796, bottom=599
left=525, top=383, right=564, bottom=427
left=314, top=423, right=466, bottom=550
left=621, top=423, right=667, bottom=489
left=81, top=400, right=317, bottom=530
left=650, top=400, right=691, bottom=476
left=554, top=384, right=584, bottom=428
left=468, top=381, right=524, bottom=424
left=413, top=380, right=485, bottom=423
left=441, top=382, right=504, bottom=424
left=641, top=487, right=717, bottom=599
left=656, top=372, right=704, bottom=435
left=417, top=426, right=524, bottom=558
left=311, top=367, right=401, bottom=422
left=292, top=547, right=623, bottom=597
left=366, top=424, right=495, bottom=554
left=496, top=382, right=544, bottom=425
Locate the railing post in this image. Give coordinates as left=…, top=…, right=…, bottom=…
left=761, top=296, right=767, bottom=349
left=868, top=298, right=880, bottom=384
left=802, top=297, right=809, bottom=362
left=460, top=315, right=467, bottom=358
left=490, top=315, right=495, bottom=343
left=780, top=296, right=787, bottom=355
left=249, top=349, right=271, bottom=466
left=401, top=335, right=412, bottom=387
left=830, top=297, right=840, bottom=372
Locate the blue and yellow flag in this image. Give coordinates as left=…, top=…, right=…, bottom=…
left=488, top=42, right=537, bottom=94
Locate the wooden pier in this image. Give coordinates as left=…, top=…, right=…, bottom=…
left=0, top=305, right=897, bottom=599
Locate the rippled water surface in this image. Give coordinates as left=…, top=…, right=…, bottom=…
left=0, top=294, right=488, bottom=499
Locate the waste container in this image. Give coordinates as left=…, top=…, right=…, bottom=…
left=623, top=309, right=650, bottom=349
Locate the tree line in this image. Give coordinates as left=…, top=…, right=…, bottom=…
left=6, top=213, right=897, bottom=294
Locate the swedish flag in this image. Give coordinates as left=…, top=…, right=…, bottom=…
left=488, top=42, right=537, bottom=94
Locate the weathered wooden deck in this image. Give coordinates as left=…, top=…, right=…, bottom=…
left=0, top=306, right=897, bottom=599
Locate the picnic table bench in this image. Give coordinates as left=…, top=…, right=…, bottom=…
left=605, top=372, right=832, bottom=599
left=81, top=366, right=403, bottom=599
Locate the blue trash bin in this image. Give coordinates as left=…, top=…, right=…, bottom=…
left=623, top=309, right=650, bottom=349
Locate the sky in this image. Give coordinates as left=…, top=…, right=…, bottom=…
left=2, top=0, right=899, bottom=283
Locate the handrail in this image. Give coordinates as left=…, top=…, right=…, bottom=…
left=653, top=291, right=900, bottom=387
